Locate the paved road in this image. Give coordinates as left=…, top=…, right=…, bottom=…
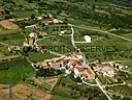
left=0, top=42, right=10, bottom=47
left=105, top=82, right=126, bottom=88
left=0, top=55, right=19, bottom=61
left=68, top=24, right=87, bottom=64
left=47, top=50, right=65, bottom=57
left=95, top=78, right=112, bottom=100
left=69, top=24, right=113, bottom=100
left=82, top=80, right=98, bottom=87
left=75, top=41, right=88, bottom=44
left=68, top=24, right=77, bottom=49
left=119, top=69, right=132, bottom=74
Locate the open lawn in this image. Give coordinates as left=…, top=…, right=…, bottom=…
left=28, top=52, right=58, bottom=62
left=0, top=33, right=24, bottom=46
left=0, top=57, right=34, bottom=84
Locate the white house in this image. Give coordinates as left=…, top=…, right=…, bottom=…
left=84, top=35, right=91, bottom=43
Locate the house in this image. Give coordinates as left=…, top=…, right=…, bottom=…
left=41, top=19, right=53, bottom=25
left=94, top=59, right=115, bottom=77
left=66, top=51, right=95, bottom=80
left=41, top=18, right=63, bottom=26
left=70, top=50, right=83, bottom=61
left=52, top=18, right=63, bottom=24
left=23, top=32, right=37, bottom=47
left=35, top=56, right=66, bottom=69
left=67, top=61, right=95, bottom=80
left=73, top=68, right=81, bottom=78
left=25, top=24, right=38, bottom=29
left=35, top=61, right=52, bottom=69
left=101, top=66, right=115, bottom=77
left=82, top=67, right=95, bottom=80
left=84, top=35, right=91, bottom=43
left=37, top=16, right=43, bottom=20
left=23, top=32, right=46, bottom=53
left=128, top=81, right=132, bottom=87
left=59, top=30, right=68, bottom=35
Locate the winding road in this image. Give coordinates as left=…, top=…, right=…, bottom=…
left=68, top=24, right=112, bottom=100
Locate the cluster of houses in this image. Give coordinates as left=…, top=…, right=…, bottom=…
left=22, top=32, right=47, bottom=53
left=24, top=14, right=70, bottom=37
left=33, top=53, right=116, bottom=80
left=93, top=59, right=115, bottom=77
left=6, top=12, right=115, bottom=81
left=8, top=32, right=46, bottom=55
left=25, top=13, right=64, bottom=29
left=7, top=13, right=68, bottom=55
left=33, top=50, right=96, bottom=80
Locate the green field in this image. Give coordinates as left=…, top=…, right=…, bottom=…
left=0, top=57, right=34, bottom=84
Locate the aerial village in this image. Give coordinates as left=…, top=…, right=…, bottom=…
left=0, top=0, right=132, bottom=100
left=6, top=14, right=116, bottom=81
left=0, top=12, right=131, bottom=100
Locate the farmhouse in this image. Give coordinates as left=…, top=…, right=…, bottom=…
left=94, top=59, right=115, bottom=77
left=82, top=67, right=95, bottom=80
left=35, top=56, right=66, bottom=69
left=25, top=24, right=38, bottom=29
left=23, top=32, right=37, bottom=47
left=41, top=18, right=63, bottom=25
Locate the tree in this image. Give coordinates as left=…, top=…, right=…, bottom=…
left=31, top=14, right=35, bottom=19
left=27, top=0, right=33, bottom=3
left=92, top=4, right=96, bottom=11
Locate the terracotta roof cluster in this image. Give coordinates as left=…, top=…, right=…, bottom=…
left=35, top=51, right=95, bottom=80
